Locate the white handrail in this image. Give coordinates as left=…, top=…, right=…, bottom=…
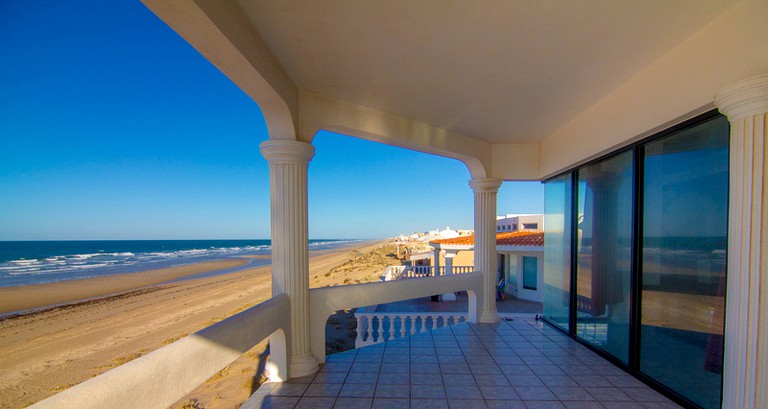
left=383, top=265, right=475, bottom=281
left=29, top=294, right=291, bottom=409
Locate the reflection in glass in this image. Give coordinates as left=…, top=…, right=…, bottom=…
left=543, top=175, right=572, bottom=331
left=640, top=116, right=728, bottom=409
left=523, top=256, right=538, bottom=290
left=507, top=255, right=517, bottom=289
left=575, top=151, right=633, bottom=363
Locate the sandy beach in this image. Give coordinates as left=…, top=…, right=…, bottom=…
left=0, top=240, right=394, bottom=409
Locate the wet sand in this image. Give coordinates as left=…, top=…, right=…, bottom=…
left=0, top=259, right=249, bottom=315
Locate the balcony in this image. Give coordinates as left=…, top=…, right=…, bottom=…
left=246, top=317, right=681, bottom=409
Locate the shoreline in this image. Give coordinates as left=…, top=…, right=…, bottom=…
left=0, top=259, right=249, bottom=316
left=0, top=239, right=382, bottom=317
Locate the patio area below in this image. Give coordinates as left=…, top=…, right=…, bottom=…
left=244, top=317, right=681, bottom=409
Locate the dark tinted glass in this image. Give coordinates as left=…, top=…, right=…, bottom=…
left=640, top=116, right=729, bottom=409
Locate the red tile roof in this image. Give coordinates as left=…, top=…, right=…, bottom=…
left=431, top=230, right=544, bottom=247
left=496, top=230, right=544, bottom=247
left=430, top=235, right=475, bottom=245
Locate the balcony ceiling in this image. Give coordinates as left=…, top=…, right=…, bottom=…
left=235, top=0, right=738, bottom=144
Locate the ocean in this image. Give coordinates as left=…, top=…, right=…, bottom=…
left=0, top=239, right=359, bottom=288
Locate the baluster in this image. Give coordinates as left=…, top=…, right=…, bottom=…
left=368, top=316, right=375, bottom=343
left=388, top=315, right=396, bottom=340
left=355, top=316, right=364, bottom=347
left=376, top=315, right=385, bottom=343
left=399, top=315, right=406, bottom=338
left=363, top=316, right=371, bottom=343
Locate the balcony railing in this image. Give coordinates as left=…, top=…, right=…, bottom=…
left=354, top=312, right=467, bottom=347
left=310, top=271, right=485, bottom=362
left=29, top=271, right=487, bottom=408
left=383, top=265, right=475, bottom=280
left=28, top=294, right=291, bottom=409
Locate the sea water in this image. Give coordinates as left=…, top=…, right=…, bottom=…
left=0, top=239, right=359, bottom=288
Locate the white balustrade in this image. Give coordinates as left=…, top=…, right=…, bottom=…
left=354, top=312, right=468, bottom=347
left=382, top=265, right=475, bottom=281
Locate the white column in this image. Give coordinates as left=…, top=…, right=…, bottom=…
left=714, top=73, right=768, bottom=409
left=433, top=248, right=441, bottom=276
left=470, top=178, right=503, bottom=323
left=444, top=251, right=456, bottom=275
left=442, top=251, right=457, bottom=301
left=260, top=139, right=319, bottom=378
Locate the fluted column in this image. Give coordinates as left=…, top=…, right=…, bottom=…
left=260, top=139, right=319, bottom=377
left=714, top=73, right=768, bottom=409
left=470, top=178, right=503, bottom=323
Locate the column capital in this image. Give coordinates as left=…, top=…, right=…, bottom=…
left=715, top=73, right=768, bottom=121
left=260, top=139, right=315, bottom=165
left=469, top=178, right=503, bottom=193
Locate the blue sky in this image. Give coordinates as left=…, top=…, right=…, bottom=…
left=0, top=0, right=543, bottom=240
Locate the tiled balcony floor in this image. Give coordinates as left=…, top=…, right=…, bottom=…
left=245, top=317, right=681, bottom=409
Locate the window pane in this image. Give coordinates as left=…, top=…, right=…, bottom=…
left=507, top=256, right=517, bottom=288
left=640, top=116, right=728, bottom=409
left=543, top=175, right=572, bottom=331
left=575, top=151, right=633, bottom=363
left=523, top=256, right=538, bottom=290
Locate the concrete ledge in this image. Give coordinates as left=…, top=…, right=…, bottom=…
left=30, top=294, right=291, bottom=409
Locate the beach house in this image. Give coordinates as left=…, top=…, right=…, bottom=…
left=30, top=1, right=767, bottom=409
left=428, top=228, right=545, bottom=303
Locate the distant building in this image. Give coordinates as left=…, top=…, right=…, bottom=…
left=496, top=214, right=543, bottom=233
left=430, top=228, right=545, bottom=302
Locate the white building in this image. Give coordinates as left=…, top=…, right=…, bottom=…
left=496, top=214, right=543, bottom=233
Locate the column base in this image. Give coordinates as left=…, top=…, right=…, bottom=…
left=441, top=292, right=457, bottom=302
left=479, top=310, right=500, bottom=324
left=290, top=352, right=319, bottom=378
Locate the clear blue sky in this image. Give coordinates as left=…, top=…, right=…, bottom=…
left=0, top=0, right=543, bottom=241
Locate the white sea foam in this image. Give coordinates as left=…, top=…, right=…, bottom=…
left=0, top=240, right=358, bottom=287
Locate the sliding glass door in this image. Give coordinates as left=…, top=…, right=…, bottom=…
left=575, top=151, right=633, bottom=363
left=543, top=174, right=572, bottom=332
left=542, top=112, right=728, bottom=409
left=640, top=116, right=729, bottom=409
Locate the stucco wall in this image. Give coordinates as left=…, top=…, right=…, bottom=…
left=539, top=0, right=768, bottom=178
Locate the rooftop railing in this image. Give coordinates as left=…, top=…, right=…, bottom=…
left=383, top=265, right=475, bottom=280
